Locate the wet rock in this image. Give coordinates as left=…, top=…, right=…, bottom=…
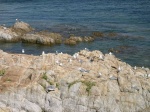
left=0, top=26, right=20, bottom=42
left=64, top=36, right=94, bottom=45
left=64, top=38, right=77, bottom=45
left=22, top=31, right=62, bottom=45
left=83, top=36, right=94, bottom=42
left=92, top=31, right=104, bottom=37
left=11, top=21, right=33, bottom=35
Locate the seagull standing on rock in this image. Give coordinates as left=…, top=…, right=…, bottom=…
left=97, top=72, right=102, bottom=78
left=99, top=55, right=104, bottom=60
left=118, top=66, right=121, bottom=72
left=109, top=52, right=112, bottom=55
left=69, top=59, right=72, bottom=63
left=42, top=51, right=45, bottom=55
left=85, top=48, right=89, bottom=51
left=16, top=18, right=19, bottom=22
left=22, top=49, right=25, bottom=53
left=134, top=66, right=137, bottom=70
left=55, top=51, right=58, bottom=55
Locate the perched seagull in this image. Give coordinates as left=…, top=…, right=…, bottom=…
left=109, top=75, right=117, bottom=80
left=42, top=51, right=45, bottom=55
left=22, top=49, right=25, bottom=53
left=118, top=66, right=121, bottom=72
left=99, top=55, right=104, bottom=60
left=69, top=59, right=72, bottom=63
left=85, top=48, right=89, bottom=51
left=55, top=51, right=58, bottom=55
left=73, top=54, right=77, bottom=59
left=134, top=66, right=137, bottom=70
left=79, top=59, right=83, bottom=64
left=142, top=66, right=144, bottom=69
left=16, top=18, right=19, bottom=22
left=109, top=52, right=112, bottom=55
left=46, top=85, right=55, bottom=93
left=97, top=72, right=102, bottom=78
left=60, top=52, right=63, bottom=54
left=147, top=74, right=150, bottom=78
left=59, top=63, right=63, bottom=66
left=78, top=67, right=90, bottom=73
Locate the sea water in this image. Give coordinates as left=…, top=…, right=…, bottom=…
left=0, top=0, right=150, bottom=67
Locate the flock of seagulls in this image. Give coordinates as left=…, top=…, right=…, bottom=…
left=19, top=48, right=148, bottom=79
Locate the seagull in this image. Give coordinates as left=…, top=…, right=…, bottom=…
left=46, top=85, right=55, bottom=93
left=16, top=18, right=19, bottom=22
left=118, top=66, right=121, bottom=72
left=79, top=59, right=83, bottom=64
left=109, top=75, right=117, bottom=80
left=73, top=54, right=77, bottom=59
left=55, top=51, right=58, bottom=55
left=59, top=63, right=63, bottom=66
left=69, top=59, right=72, bottom=63
left=99, top=55, right=104, bottom=60
left=22, top=49, right=25, bottom=53
left=78, top=67, right=89, bottom=73
left=142, top=66, right=144, bottom=69
left=97, top=72, right=102, bottom=78
left=85, top=48, right=89, bottom=51
left=60, top=52, right=63, bottom=54
left=109, top=52, right=112, bottom=55
left=134, top=66, right=137, bottom=70
left=42, top=51, right=45, bottom=55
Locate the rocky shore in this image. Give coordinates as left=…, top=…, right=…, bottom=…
left=0, top=49, right=150, bottom=112
left=0, top=21, right=96, bottom=46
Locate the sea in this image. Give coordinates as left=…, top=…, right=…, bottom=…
left=0, top=0, right=150, bottom=67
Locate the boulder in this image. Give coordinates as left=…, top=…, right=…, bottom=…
left=22, top=31, right=62, bottom=45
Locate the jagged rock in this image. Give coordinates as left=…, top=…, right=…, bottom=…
left=22, top=32, right=62, bottom=45
left=0, top=26, right=20, bottom=42
left=0, top=50, right=149, bottom=112
left=64, top=36, right=94, bottom=45
left=11, top=21, right=33, bottom=35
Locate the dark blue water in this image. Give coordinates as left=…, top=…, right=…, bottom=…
left=0, top=0, right=150, bottom=67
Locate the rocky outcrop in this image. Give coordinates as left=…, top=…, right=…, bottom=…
left=0, top=49, right=149, bottom=112
left=22, top=31, right=62, bottom=45
left=0, top=26, right=20, bottom=42
left=11, top=21, right=34, bottom=35
left=64, top=36, right=94, bottom=45
left=0, top=21, right=33, bottom=42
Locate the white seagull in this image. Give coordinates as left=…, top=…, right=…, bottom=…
left=118, top=66, right=121, bottom=72
left=134, top=66, right=137, bottom=70
left=22, top=49, right=25, bottom=53
left=55, top=51, right=58, bottom=55
left=42, top=51, right=45, bottom=55
left=97, top=72, right=102, bottom=78
left=109, top=52, right=112, bottom=55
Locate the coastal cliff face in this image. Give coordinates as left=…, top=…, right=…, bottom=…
left=0, top=50, right=149, bottom=112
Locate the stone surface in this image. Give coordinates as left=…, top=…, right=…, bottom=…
left=0, top=49, right=149, bottom=112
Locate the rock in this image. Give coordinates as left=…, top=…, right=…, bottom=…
left=11, top=21, right=33, bottom=35
left=92, top=31, right=104, bottom=37
left=83, top=36, right=94, bottom=42
left=0, top=50, right=149, bottom=112
left=22, top=31, right=62, bottom=45
left=64, top=36, right=94, bottom=45
left=64, top=38, right=77, bottom=45
left=0, top=27, right=20, bottom=42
